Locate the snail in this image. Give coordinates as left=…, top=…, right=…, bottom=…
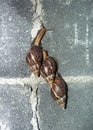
left=26, top=26, right=46, bottom=76
left=50, top=74, right=67, bottom=109
left=40, top=50, right=57, bottom=85
left=26, top=26, right=68, bottom=109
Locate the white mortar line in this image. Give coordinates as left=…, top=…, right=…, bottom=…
left=31, top=0, right=45, bottom=41
left=0, top=74, right=43, bottom=86
left=74, top=23, right=78, bottom=46
left=64, top=76, right=93, bottom=83
left=0, top=75, right=93, bottom=85
left=30, top=84, right=40, bottom=130
left=85, top=17, right=89, bottom=65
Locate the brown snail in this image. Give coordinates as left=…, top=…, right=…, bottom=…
left=40, top=50, right=57, bottom=85
left=26, top=26, right=46, bottom=76
left=50, top=74, right=67, bottom=109
left=26, top=26, right=68, bottom=109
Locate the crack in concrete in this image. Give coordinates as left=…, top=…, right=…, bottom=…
left=30, top=0, right=45, bottom=129
left=28, top=74, right=44, bottom=130
left=34, top=0, right=38, bottom=13
left=30, top=84, right=40, bottom=130
left=35, top=88, right=40, bottom=130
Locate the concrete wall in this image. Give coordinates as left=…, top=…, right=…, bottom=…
left=0, top=0, right=93, bottom=130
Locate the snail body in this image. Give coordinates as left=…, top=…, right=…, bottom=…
left=26, top=27, right=46, bottom=76
left=40, top=50, right=57, bottom=85
left=51, top=74, right=67, bottom=109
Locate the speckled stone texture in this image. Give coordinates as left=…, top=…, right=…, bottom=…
left=0, top=0, right=33, bottom=130
left=0, top=84, right=32, bottom=130
left=0, top=0, right=33, bottom=77
left=0, top=0, right=93, bottom=130
left=39, top=83, right=93, bottom=130
left=42, top=0, right=93, bottom=76
left=39, top=0, right=93, bottom=130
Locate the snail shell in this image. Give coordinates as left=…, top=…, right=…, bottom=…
left=26, top=45, right=43, bottom=76
left=40, top=50, right=57, bottom=85
left=26, top=27, right=46, bottom=76
left=50, top=74, right=67, bottom=109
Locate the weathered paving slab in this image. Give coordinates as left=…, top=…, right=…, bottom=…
left=42, top=0, right=93, bottom=76
left=0, top=84, right=32, bottom=130
left=38, top=0, right=93, bottom=130
left=39, top=82, right=93, bottom=130
left=0, top=0, right=33, bottom=77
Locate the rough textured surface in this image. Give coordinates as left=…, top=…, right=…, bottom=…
left=0, top=0, right=93, bottom=130
left=39, top=83, right=93, bottom=130
left=0, top=0, right=33, bottom=77
left=39, top=0, right=93, bottom=130
left=0, top=0, right=34, bottom=130
left=42, top=0, right=93, bottom=76
left=0, top=84, right=32, bottom=130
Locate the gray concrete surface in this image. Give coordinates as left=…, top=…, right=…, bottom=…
left=0, top=84, right=32, bottom=130
left=39, top=83, right=93, bottom=130
left=0, top=0, right=32, bottom=77
left=0, top=0, right=93, bottom=130
left=39, top=0, right=93, bottom=130
left=0, top=0, right=33, bottom=130
left=42, top=0, right=93, bottom=76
